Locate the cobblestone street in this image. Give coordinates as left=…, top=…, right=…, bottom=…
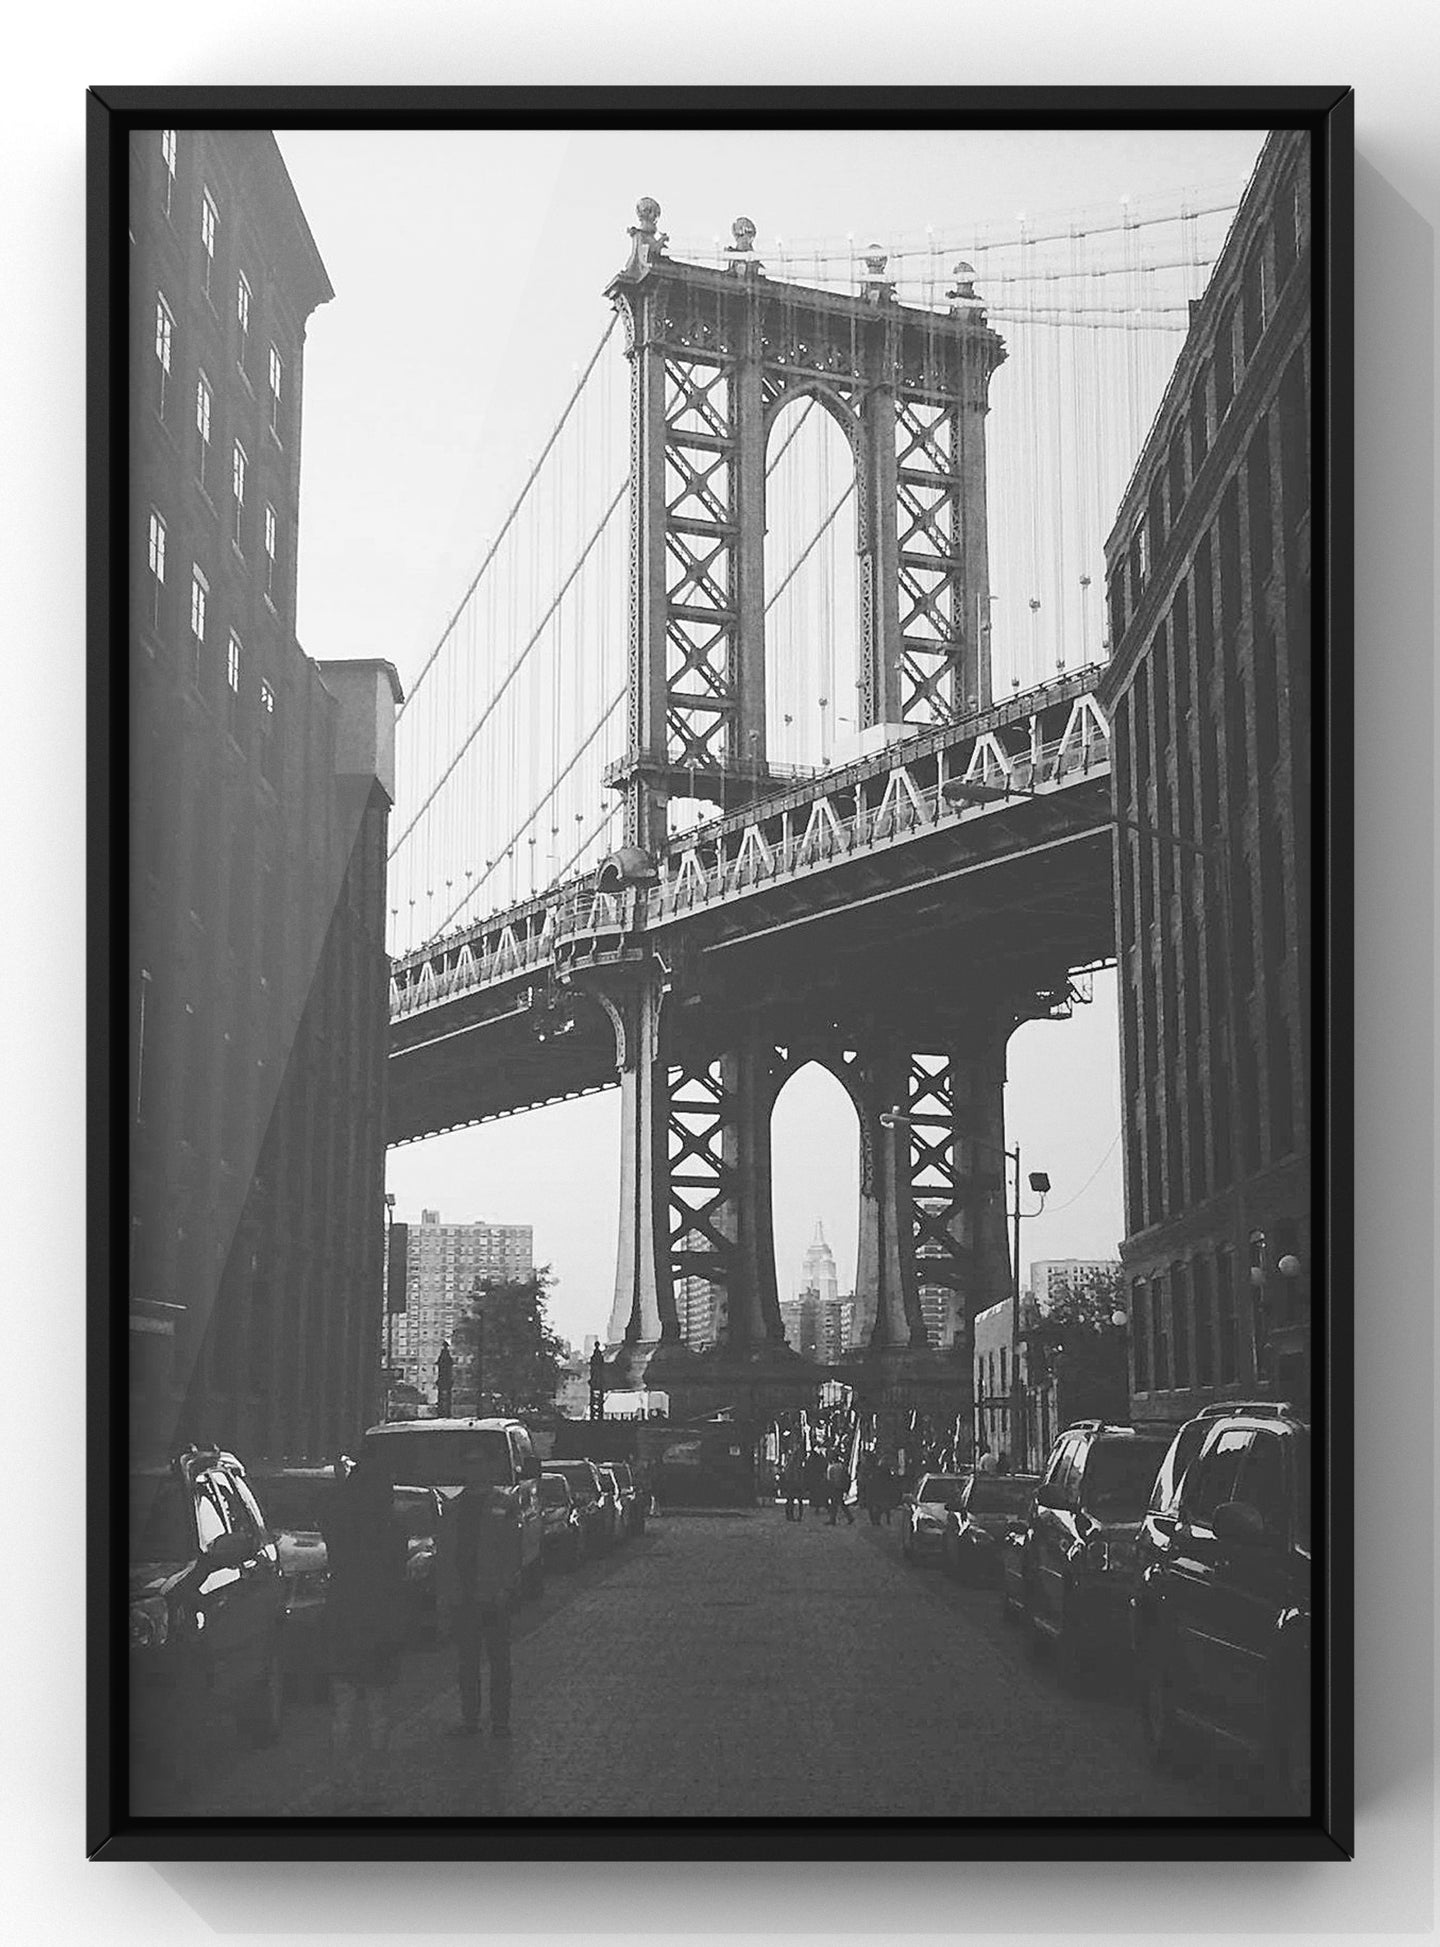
left=177, top=1506, right=1226, bottom=1820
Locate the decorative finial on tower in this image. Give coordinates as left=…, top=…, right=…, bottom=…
left=724, top=214, right=764, bottom=278
left=946, top=259, right=985, bottom=317
left=622, top=196, right=669, bottom=278
left=860, top=241, right=896, bottom=305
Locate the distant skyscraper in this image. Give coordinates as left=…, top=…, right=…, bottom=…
left=675, top=1227, right=719, bottom=1351
left=799, top=1221, right=839, bottom=1304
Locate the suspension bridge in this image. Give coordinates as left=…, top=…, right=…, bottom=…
left=382, top=178, right=1247, bottom=1416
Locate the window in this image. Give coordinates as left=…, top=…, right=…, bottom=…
left=236, top=272, right=252, bottom=370
left=260, top=679, right=279, bottom=784
left=227, top=631, right=242, bottom=733
left=200, top=188, right=218, bottom=300
left=263, top=503, right=278, bottom=601
left=1184, top=1428, right=1250, bottom=1524
left=144, top=510, right=166, bottom=631
left=1132, top=1278, right=1152, bottom=1391
left=267, top=344, right=283, bottom=436
left=194, top=370, right=213, bottom=492
left=153, top=292, right=174, bottom=419
left=1234, top=1430, right=1287, bottom=1534
left=160, top=128, right=177, bottom=217
left=1216, top=1246, right=1238, bottom=1383
left=231, top=440, right=247, bottom=550
left=1192, top=1254, right=1215, bottom=1386
left=188, top=565, right=208, bottom=685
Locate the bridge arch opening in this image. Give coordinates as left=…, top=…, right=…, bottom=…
left=764, top=395, right=860, bottom=773
left=769, top=1058, right=860, bottom=1366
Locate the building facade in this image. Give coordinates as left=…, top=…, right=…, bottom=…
left=1097, top=130, right=1313, bottom=1424
left=780, top=1288, right=855, bottom=1365
left=674, top=1228, right=720, bottom=1351
left=390, top=1208, right=535, bottom=1405
left=129, top=127, right=401, bottom=1464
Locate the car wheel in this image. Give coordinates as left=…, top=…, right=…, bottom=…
left=1139, top=1643, right=1179, bottom=1768
left=1052, top=1580, right=1082, bottom=1676
left=240, top=1645, right=284, bottom=1748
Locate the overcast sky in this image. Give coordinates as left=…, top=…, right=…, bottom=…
left=278, top=124, right=1265, bottom=1349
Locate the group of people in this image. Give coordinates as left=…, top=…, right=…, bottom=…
left=319, top=1445, right=518, bottom=1812
left=777, top=1447, right=903, bottom=1528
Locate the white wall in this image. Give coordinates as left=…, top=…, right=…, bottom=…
left=5, top=3, right=1435, bottom=1940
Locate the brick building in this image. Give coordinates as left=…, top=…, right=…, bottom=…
left=390, top=1209, right=535, bottom=1405
left=1097, top=130, right=1313, bottom=1423
left=128, top=128, right=401, bottom=1462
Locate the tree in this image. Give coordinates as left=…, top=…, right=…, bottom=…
left=1027, top=1267, right=1130, bottom=1423
left=452, top=1266, right=566, bottom=1414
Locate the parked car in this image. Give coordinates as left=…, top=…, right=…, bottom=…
left=361, top=1417, right=545, bottom=1597
left=246, top=1465, right=340, bottom=1695
left=900, top=1472, right=970, bottom=1565
left=1132, top=1403, right=1311, bottom=1809
left=539, top=1471, right=585, bottom=1569
left=129, top=1448, right=287, bottom=1771
left=392, top=1484, right=447, bottom=1634
left=544, top=1459, right=612, bottom=1554
left=1009, top=1421, right=1172, bottom=1664
left=607, top=1460, right=645, bottom=1536
left=941, top=1472, right=1039, bottom=1584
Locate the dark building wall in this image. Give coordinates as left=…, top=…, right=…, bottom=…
left=1097, top=130, right=1313, bottom=1424
left=128, top=126, right=400, bottom=1463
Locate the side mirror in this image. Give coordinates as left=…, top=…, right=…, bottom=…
left=203, top=1531, right=253, bottom=1571
left=1211, top=1499, right=1268, bottom=1546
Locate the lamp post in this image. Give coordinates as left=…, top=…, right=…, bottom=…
left=879, top=1109, right=1048, bottom=1471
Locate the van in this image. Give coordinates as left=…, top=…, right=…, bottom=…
left=360, top=1417, right=545, bottom=1597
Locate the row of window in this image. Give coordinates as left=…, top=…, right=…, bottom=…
left=1108, top=160, right=1308, bottom=644
left=153, top=279, right=284, bottom=446
left=144, top=508, right=280, bottom=771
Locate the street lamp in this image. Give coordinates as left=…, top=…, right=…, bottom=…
left=880, top=1107, right=1048, bottom=1471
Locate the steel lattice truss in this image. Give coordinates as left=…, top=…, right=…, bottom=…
left=895, top=400, right=973, bottom=723
left=663, top=357, right=739, bottom=769
left=905, top=1052, right=998, bottom=1293
left=668, top=1060, right=739, bottom=1305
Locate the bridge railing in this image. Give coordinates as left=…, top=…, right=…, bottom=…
left=648, top=725, right=1111, bottom=920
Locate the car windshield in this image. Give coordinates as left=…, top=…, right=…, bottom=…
left=130, top=1474, right=193, bottom=1563
left=363, top=1428, right=510, bottom=1488
left=610, top=1465, right=633, bottom=1488
left=255, top=1477, right=333, bottom=1533
left=1081, top=1440, right=1167, bottom=1516
left=550, top=1465, right=597, bottom=1502
left=967, top=1476, right=1033, bottom=1515
left=540, top=1477, right=571, bottom=1508
left=918, top=1475, right=966, bottom=1503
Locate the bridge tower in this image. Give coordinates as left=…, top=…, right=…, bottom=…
left=594, top=201, right=1014, bottom=1425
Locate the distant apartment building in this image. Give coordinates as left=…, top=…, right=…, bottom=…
left=674, top=1228, right=719, bottom=1351
left=1097, top=129, right=1312, bottom=1423
left=1027, top=1259, right=1123, bottom=1310
left=129, top=126, right=401, bottom=1463
left=780, top=1287, right=854, bottom=1365
left=389, top=1210, right=534, bottom=1405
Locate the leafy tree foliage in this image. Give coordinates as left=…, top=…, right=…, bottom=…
left=1028, top=1267, right=1129, bottom=1421
left=452, top=1266, right=566, bottom=1414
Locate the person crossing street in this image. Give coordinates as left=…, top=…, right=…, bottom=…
left=438, top=1444, right=523, bottom=1739
left=825, top=1450, right=855, bottom=1526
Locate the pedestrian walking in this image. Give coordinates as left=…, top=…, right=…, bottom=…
left=976, top=1447, right=999, bottom=1475
left=320, top=1450, right=407, bottom=1811
left=865, top=1454, right=897, bottom=1527
left=825, top=1451, right=855, bottom=1526
left=439, top=1445, right=523, bottom=1738
left=803, top=1446, right=828, bottom=1516
left=781, top=1449, right=806, bottom=1522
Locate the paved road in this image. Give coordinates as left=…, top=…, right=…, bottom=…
left=171, top=1505, right=1227, bottom=1819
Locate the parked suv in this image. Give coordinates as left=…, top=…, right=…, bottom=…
left=544, top=1459, right=612, bottom=1555
left=129, top=1448, right=287, bottom=1771
left=1131, top=1403, right=1311, bottom=1809
left=361, top=1418, right=545, bottom=1597
left=1009, top=1422, right=1171, bottom=1663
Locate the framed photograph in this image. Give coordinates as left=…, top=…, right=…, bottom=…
left=91, top=85, right=1353, bottom=1861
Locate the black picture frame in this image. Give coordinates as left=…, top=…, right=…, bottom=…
left=90, top=84, right=1354, bottom=1863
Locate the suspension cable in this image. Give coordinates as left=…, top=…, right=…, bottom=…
left=390, top=477, right=628, bottom=858
left=399, top=311, right=619, bottom=718
left=430, top=689, right=626, bottom=935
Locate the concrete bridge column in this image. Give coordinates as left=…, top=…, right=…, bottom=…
left=599, top=967, right=679, bottom=1364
